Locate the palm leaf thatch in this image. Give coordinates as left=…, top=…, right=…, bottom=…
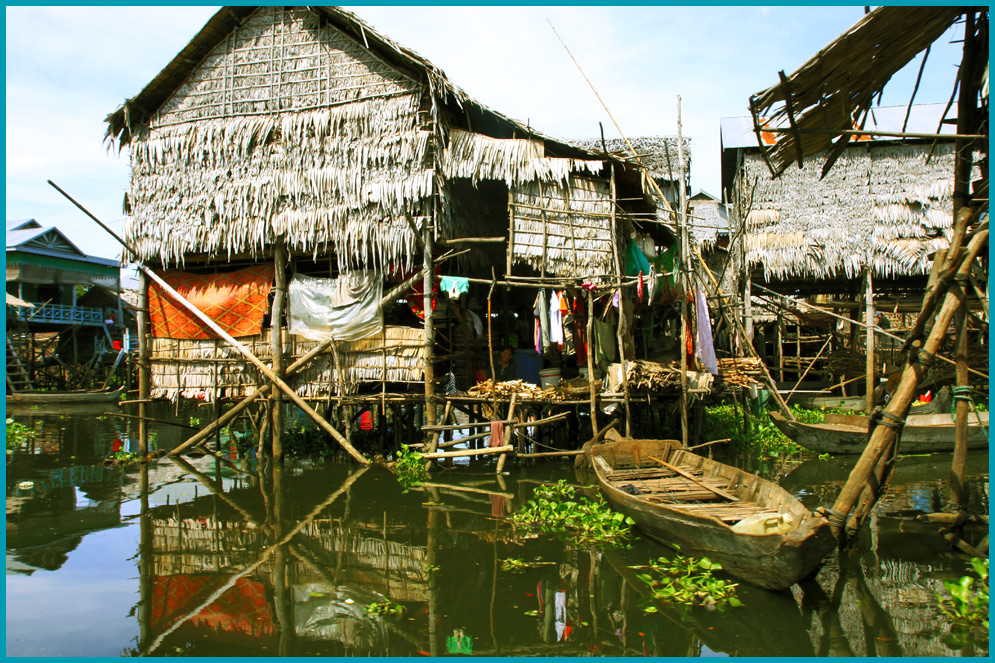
left=738, top=142, right=971, bottom=280
left=749, top=6, right=962, bottom=176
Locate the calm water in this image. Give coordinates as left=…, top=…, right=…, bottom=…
left=6, top=403, right=990, bottom=657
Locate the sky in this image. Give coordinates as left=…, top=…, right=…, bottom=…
left=6, top=5, right=966, bottom=262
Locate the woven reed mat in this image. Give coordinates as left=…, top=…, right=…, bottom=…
left=149, top=265, right=275, bottom=339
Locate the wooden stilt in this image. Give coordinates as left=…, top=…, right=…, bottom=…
left=864, top=267, right=876, bottom=413
left=271, top=242, right=287, bottom=461
left=138, top=271, right=150, bottom=456
left=423, top=219, right=437, bottom=433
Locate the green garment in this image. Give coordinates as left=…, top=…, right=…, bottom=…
left=625, top=241, right=652, bottom=277
left=654, top=244, right=679, bottom=287
left=592, top=317, right=616, bottom=369
left=446, top=630, right=473, bottom=654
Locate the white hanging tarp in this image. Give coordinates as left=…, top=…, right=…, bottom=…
left=288, top=272, right=383, bottom=342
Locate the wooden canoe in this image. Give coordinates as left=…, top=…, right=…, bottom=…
left=590, top=432, right=836, bottom=591
left=6, top=386, right=125, bottom=406
left=770, top=410, right=989, bottom=454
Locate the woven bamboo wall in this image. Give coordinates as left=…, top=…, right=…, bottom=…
left=125, top=6, right=429, bottom=272
left=149, top=325, right=426, bottom=401
left=739, top=142, right=963, bottom=279
left=510, top=175, right=617, bottom=278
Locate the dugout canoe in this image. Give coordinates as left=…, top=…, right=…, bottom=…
left=6, top=386, right=125, bottom=406
left=590, top=431, right=836, bottom=591
left=770, top=410, right=989, bottom=454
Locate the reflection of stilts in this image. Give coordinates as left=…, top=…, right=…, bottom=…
left=848, top=565, right=903, bottom=657
left=139, top=465, right=369, bottom=655
left=799, top=577, right=854, bottom=657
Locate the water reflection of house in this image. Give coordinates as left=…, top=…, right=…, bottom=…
left=145, top=504, right=429, bottom=651
left=5, top=464, right=124, bottom=572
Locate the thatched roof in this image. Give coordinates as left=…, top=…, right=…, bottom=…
left=737, top=140, right=974, bottom=281
left=748, top=6, right=963, bottom=177
left=104, top=6, right=627, bottom=270
left=569, top=136, right=690, bottom=184
left=105, top=6, right=593, bottom=158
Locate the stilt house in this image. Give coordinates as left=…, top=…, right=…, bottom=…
left=721, top=5, right=987, bottom=393
left=105, top=6, right=686, bottom=443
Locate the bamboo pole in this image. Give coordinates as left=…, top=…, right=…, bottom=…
left=138, top=271, right=150, bottom=456
left=419, top=445, right=514, bottom=460
left=950, top=302, right=970, bottom=507
left=422, top=218, right=437, bottom=431
left=677, top=96, right=690, bottom=448
left=48, top=181, right=370, bottom=465
left=586, top=290, right=599, bottom=436
left=864, top=267, right=876, bottom=414
left=783, top=336, right=833, bottom=405
left=271, top=242, right=287, bottom=461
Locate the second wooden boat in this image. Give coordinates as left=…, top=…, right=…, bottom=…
left=6, top=386, right=125, bottom=406
left=590, top=431, right=836, bottom=591
left=770, top=410, right=989, bottom=454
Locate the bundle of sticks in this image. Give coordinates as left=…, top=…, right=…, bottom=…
left=716, top=357, right=764, bottom=387
left=467, top=379, right=563, bottom=401
left=624, top=359, right=683, bottom=392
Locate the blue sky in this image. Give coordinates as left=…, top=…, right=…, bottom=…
left=6, top=5, right=965, bottom=261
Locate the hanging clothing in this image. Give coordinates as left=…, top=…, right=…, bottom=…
left=468, top=310, right=483, bottom=337
left=694, top=283, right=719, bottom=375
left=549, top=290, right=564, bottom=346
left=625, top=240, right=652, bottom=277
left=288, top=271, right=383, bottom=342
left=592, top=317, right=616, bottom=369
left=439, top=275, right=469, bottom=299
left=490, top=421, right=505, bottom=447
left=534, top=291, right=550, bottom=352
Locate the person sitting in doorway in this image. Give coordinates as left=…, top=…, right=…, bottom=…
left=497, top=347, right=515, bottom=382
left=104, top=313, right=116, bottom=333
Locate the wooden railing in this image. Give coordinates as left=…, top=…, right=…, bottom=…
left=7, top=303, right=105, bottom=326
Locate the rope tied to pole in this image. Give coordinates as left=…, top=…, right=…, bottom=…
left=951, top=385, right=990, bottom=442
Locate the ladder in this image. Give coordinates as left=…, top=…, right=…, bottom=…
left=6, top=335, right=34, bottom=392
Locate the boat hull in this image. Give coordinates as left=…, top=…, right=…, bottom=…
left=6, top=387, right=125, bottom=406
left=770, top=411, right=989, bottom=454
left=591, top=436, right=835, bottom=591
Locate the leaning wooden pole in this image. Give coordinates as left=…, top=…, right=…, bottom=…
left=48, top=181, right=371, bottom=465
left=830, top=221, right=988, bottom=542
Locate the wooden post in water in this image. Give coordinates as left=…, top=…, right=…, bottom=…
left=423, top=219, right=437, bottom=431
left=137, top=271, right=150, bottom=456
left=863, top=266, right=876, bottom=413
left=610, top=165, right=632, bottom=437
left=950, top=9, right=981, bottom=510
left=271, top=242, right=287, bottom=461
left=677, top=97, right=690, bottom=449
left=951, top=302, right=970, bottom=507
left=586, top=290, right=599, bottom=437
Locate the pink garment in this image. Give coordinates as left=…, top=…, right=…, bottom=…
left=490, top=421, right=505, bottom=447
